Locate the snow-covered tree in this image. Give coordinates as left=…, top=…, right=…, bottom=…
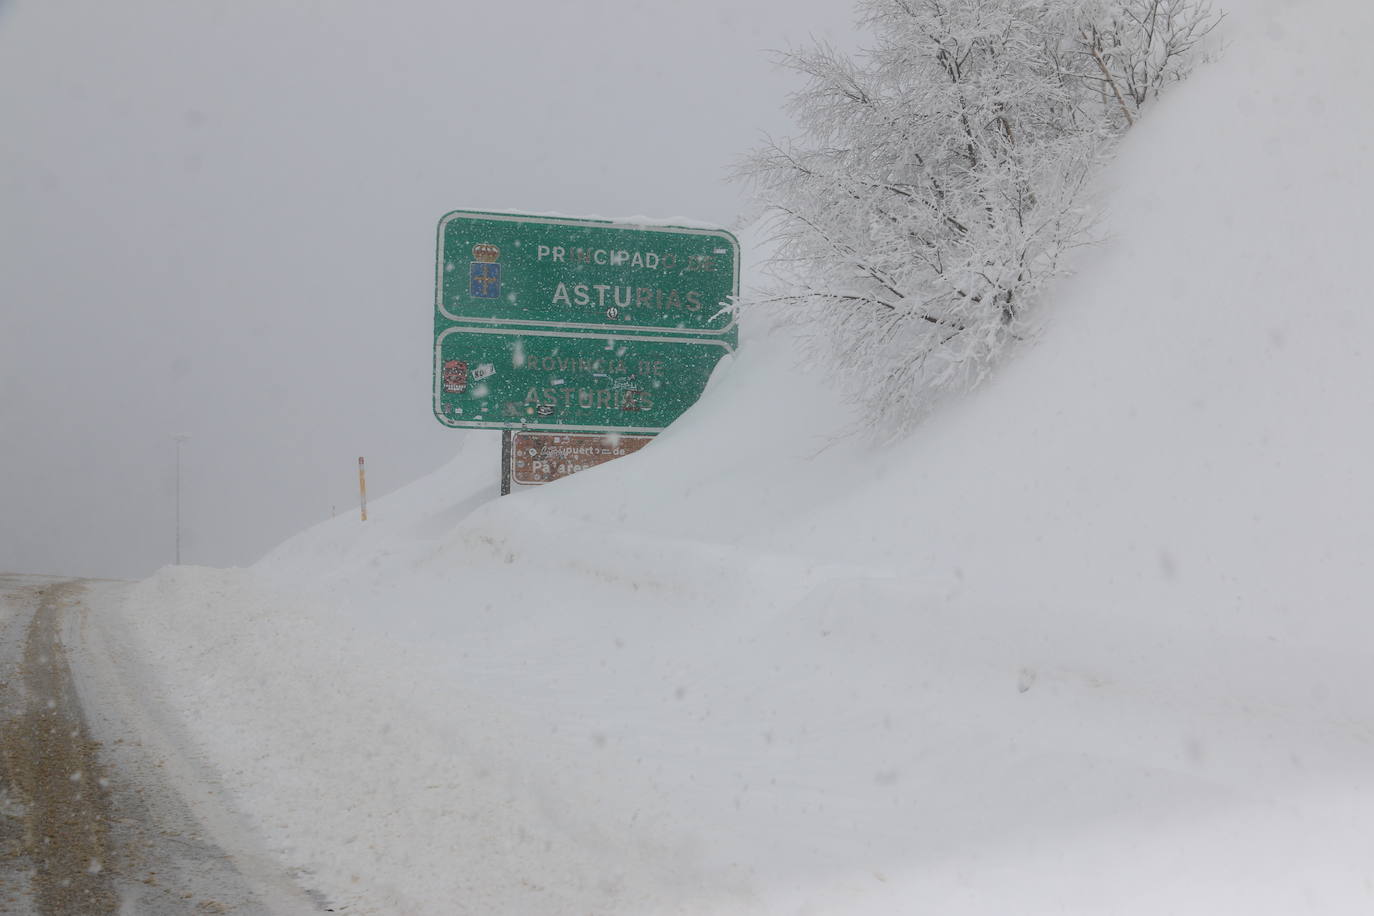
left=1074, top=0, right=1222, bottom=128
left=742, top=0, right=1219, bottom=431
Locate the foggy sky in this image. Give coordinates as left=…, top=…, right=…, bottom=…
left=0, top=0, right=857, bottom=579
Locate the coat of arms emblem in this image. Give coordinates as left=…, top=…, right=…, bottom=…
left=469, top=243, right=501, bottom=299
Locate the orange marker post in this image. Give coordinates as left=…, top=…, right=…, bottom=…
left=358, top=456, right=368, bottom=521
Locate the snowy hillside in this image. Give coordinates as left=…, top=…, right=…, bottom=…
left=110, top=1, right=1374, bottom=913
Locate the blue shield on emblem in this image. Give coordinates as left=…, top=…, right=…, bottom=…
left=470, top=262, right=501, bottom=299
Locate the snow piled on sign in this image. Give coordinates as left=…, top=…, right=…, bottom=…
left=111, top=2, right=1374, bottom=913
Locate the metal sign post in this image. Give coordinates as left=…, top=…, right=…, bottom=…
left=500, top=430, right=512, bottom=496
left=172, top=434, right=191, bottom=564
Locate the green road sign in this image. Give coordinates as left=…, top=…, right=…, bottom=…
left=435, top=210, right=739, bottom=338
left=433, top=327, right=733, bottom=434
left=433, top=210, right=741, bottom=434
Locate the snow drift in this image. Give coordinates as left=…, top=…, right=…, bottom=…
left=112, top=1, right=1374, bottom=913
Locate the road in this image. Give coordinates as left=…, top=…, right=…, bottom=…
left=0, top=575, right=329, bottom=915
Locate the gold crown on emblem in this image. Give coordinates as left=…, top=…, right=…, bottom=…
left=472, top=243, right=500, bottom=263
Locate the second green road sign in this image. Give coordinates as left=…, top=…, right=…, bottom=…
left=433, top=210, right=740, bottom=433
left=434, top=327, right=733, bottom=434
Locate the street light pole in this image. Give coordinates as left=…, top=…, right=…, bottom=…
left=173, top=434, right=191, bottom=565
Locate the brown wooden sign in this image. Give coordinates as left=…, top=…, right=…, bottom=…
left=510, top=432, right=652, bottom=486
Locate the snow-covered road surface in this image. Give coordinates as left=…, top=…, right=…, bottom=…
left=0, top=574, right=327, bottom=915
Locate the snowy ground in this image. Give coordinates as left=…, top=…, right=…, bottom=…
left=107, top=1, right=1374, bottom=912
left=0, top=576, right=328, bottom=914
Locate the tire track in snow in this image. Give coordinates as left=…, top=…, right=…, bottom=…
left=0, top=579, right=118, bottom=914
left=1, top=576, right=331, bottom=914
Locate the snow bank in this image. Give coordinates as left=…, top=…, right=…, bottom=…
left=113, top=1, right=1374, bottom=912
